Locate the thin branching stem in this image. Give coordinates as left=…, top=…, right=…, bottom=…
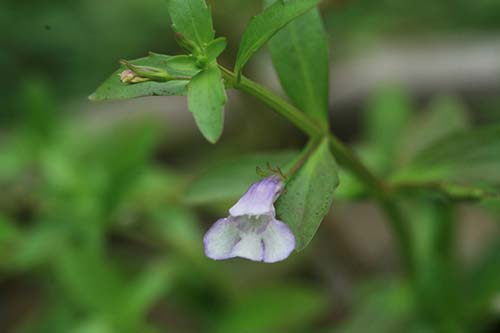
left=219, top=64, right=416, bottom=277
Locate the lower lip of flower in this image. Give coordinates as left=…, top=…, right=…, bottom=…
left=233, top=215, right=271, bottom=234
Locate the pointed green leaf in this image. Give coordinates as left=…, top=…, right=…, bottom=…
left=399, top=95, right=469, bottom=165
left=235, top=0, right=321, bottom=78
left=277, top=139, right=339, bottom=250
left=166, top=0, right=214, bottom=47
left=335, top=282, right=414, bottom=333
left=187, top=64, right=227, bottom=143
left=265, top=2, right=329, bottom=125
left=214, top=286, right=325, bottom=333
left=90, top=54, right=200, bottom=101
left=205, top=37, right=227, bottom=63
left=395, top=123, right=500, bottom=185
left=364, top=86, right=412, bottom=172
left=121, top=263, right=174, bottom=320
left=465, top=241, right=500, bottom=319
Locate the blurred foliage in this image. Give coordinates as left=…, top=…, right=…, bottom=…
left=334, top=86, right=500, bottom=332
left=0, top=80, right=327, bottom=332
left=1, top=0, right=500, bottom=332
left=2, top=76, right=499, bottom=333
left=325, top=0, right=500, bottom=45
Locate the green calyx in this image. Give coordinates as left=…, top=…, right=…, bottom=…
left=119, top=60, right=187, bottom=84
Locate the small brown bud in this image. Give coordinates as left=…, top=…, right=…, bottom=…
left=119, top=69, right=150, bottom=84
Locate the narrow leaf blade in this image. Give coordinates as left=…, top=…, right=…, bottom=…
left=187, top=64, right=227, bottom=143
left=266, top=3, right=329, bottom=125
left=396, top=123, right=500, bottom=185
left=277, top=139, right=339, bottom=250
left=214, top=286, right=325, bottom=333
left=206, top=37, right=228, bottom=63
left=235, top=0, right=321, bottom=77
left=364, top=86, right=412, bottom=172
left=465, top=241, right=500, bottom=318
left=90, top=54, right=199, bottom=101
left=166, top=0, right=214, bottom=47
left=398, top=95, right=469, bottom=166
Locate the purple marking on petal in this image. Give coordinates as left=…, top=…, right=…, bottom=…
left=204, top=176, right=293, bottom=263
left=261, top=219, right=296, bottom=263
left=229, top=176, right=283, bottom=217
left=261, top=238, right=266, bottom=261
left=230, top=233, right=264, bottom=261
left=204, top=218, right=240, bottom=260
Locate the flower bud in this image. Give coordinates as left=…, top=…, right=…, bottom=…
left=119, top=69, right=150, bottom=84
left=119, top=60, right=175, bottom=84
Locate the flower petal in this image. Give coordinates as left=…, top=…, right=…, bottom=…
left=204, top=218, right=240, bottom=260
left=261, top=219, right=296, bottom=263
left=230, top=233, right=264, bottom=261
left=229, top=176, right=283, bottom=217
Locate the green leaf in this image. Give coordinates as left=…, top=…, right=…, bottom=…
left=71, top=319, right=113, bottom=333
left=187, top=64, right=227, bottom=143
left=185, top=151, right=298, bottom=204
left=120, top=263, right=174, bottom=320
left=363, top=86, right=412, bottom=172
left=276, top=139, right=339, bottom=250
left=0, top=216, right=18, bottom=265
left=8, top=224, right=64, bottom=270
left=19, top=78, right=59, bottom=139
left=234, top=0, right=321, bottom=78
left=205, top=37, right=227, bottom=63
left=213, top=285, right=325, bottom=333
left=334, top=281, right=414, bottom=333
left=395, top=123, right=500, bottom=185
left=408, top=200, right=464, bottom=329
left=265, top=3, right=329, bottom=125
left=150, top=207, right=203, bottom=257
left=54, top=250, right=125, bottom=313
left=465, top=241, right=500, bottom=319
left=89, top=54, right=199, bottom=101
left=0, top=216, right=17, bottom=243
left=166, top=0, right=214, bottom=47
left=89, top=121, right=163, bottom=215
left=399, top=95, right=469, bottom=165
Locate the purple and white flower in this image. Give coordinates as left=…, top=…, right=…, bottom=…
left=203, top=176, right=296, bottom=263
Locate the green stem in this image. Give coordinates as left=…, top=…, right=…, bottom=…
left=380, top=198, right=416, bottom=277
left=285, top=138, right=320, bottom=178
left=220, top=65, right=389, bottom=195
left=219, top=66, right=324, bottom=138
left=219, top=65, right=415, bottom=276
left=395, top=181, right=500, bottom=202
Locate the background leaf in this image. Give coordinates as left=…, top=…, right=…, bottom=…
left=212, top=285, right=325, bottom=333
left=234, top=0, right=321, bottom=77
left=398, top=95, right=469, bottom=166
left=407, top=200, right=465, bottom=332
left=363, top=86, right=413, bottom=173
left=464, top=241, right=500, bottom=321
left=184, top=151, right=297, bottom=205
left=395, top=123, right=500, bottom=185
left=276, top=139, right=339, bottom=250
left=166, top=0, right=214, bottom=47
left=187, top=64, right=227, bottom=143
left=265, top=2, right=329, bottom=126
left=205, top=37, right=228, bottom=63
left=333, top=281, right=414, bottom=333
left=90, top=54, right=199, bottom=101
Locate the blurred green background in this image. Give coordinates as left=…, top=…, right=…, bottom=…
left=1, top=0, right=500, bottom=332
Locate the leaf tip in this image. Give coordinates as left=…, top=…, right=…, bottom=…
left=204, top=132, right=221, bottom=144
left=88, top=92, right=99, bottom=101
